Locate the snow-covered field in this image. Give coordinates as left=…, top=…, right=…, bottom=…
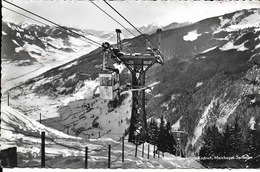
left=1, top=61, right=44, bottom=92
left=6, top=76, right=132, bottom=140
left=220, top=41, right=249, bottom=51
left=1, top=101, right=203, bottom=169
left=218, top=9, right=260, bottom=31
left=183, top=30, right=202, bottom=42
left=1, top=43, right=97, bottom=93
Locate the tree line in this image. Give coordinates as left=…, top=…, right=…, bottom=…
left=146, top=116, right=179, bottom=156
left=199, top=116, right=260, bottom=168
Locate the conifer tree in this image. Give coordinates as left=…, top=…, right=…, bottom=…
left=219, top=116, right=244, bottom=158
left=158, top=116, right=167, bottom=153
left=200, top=116, right=258, bottom=168
left=199, top=124, right=223, bottom=167
left=229, top=116, right=243, bottom=156
left=199, top=126, right=214, bottom=167
left=165, top=121, right=176, bottom=154
left=147, top=118, right=158, bottom=145
left=147, top=120, right=152, bottom=144
left=219, top=124, right=229, bottom=157
left=245, top=129, right=260, bottom=168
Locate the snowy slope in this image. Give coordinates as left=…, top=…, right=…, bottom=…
left=6, top=77, right=131, bottom=140
left=0, top=102, right=203, bottom=168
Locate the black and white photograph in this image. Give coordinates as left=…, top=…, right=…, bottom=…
left=1, top=0, right=260, bottom=170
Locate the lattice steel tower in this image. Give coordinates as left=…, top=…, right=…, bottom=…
left=102, top=29, right=164, bottom=144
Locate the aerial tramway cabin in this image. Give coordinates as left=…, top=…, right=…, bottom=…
left=99, top=70, right=120, bottom=101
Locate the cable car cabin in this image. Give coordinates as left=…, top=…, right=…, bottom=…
left=99, top=70, right=120, bottom=101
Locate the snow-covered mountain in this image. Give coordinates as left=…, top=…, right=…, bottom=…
left=146, top=8, right=260, bottom=154
left=2, top=8, right=260, bottom=167
left=1, top=21, right=106, bottom=63
left=88, top=23, right=164, bottom=43
left=1, top=21, right=106, bottom=92
left=96, top=21, right=191, bottom=43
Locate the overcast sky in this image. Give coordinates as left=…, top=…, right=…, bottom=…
left=2, top=0, right=260, bottom=31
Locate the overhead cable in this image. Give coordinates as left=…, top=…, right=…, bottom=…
left=89, top=0, right=135, bottom=53
left=89, top=0, right=137, bottom=37
left=3, top=6, right=93, bottom=47
left=3, top=6, right=48, bottom=26
left=3, top=0, right=102, bottom=46
left=103, top=0, right=157, bottom=48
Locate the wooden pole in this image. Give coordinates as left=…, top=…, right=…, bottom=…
left=148, top=144, right=150, bottom=159
left=85, top=147, right=88, bottom=169
left=7, top=93, right=10, bottom=106
left=135, top=144, right=138, bottom=157
left=41, top=132, right=45, bottom=168
left=142, top=142, right=144, bottom=157
left=153, top=144, right=155, bottom=158
left=108, top=145, right=111, bottom=168
left=99, top=132, right=100, bottom=138
left=40, top=113, right=42, bottom=124
left=122, top=137, right=124, bottom=162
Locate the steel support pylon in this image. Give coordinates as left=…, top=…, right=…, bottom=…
left=128, top=59, right=147, bottom=144
left=109, top=28, right=163, bottom=145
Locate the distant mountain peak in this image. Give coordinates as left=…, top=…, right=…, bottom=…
left=18, top=21, right=39, bottom=29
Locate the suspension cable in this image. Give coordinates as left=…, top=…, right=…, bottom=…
left=3, top=0, right=102, bottom=46
left=89, top=0, right=137, bottom=38
left=103, top=0, right=157, bottom=49
left=3, top=6, right=48, bottom=26
left=3, top=6, right=102, bottom=55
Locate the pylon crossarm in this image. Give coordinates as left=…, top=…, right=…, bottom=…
left=120, top=85, right=152, bottom=93
left=144, top=59, right=156, bottom=72
left=154, top=50, right=164, bottom=65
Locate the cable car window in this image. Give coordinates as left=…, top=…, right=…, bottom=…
left=100, top=77, right=112, bottom=86
left=107, top=78, right=112, bottom=86
left=100, top=77, right=105, bottom=86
